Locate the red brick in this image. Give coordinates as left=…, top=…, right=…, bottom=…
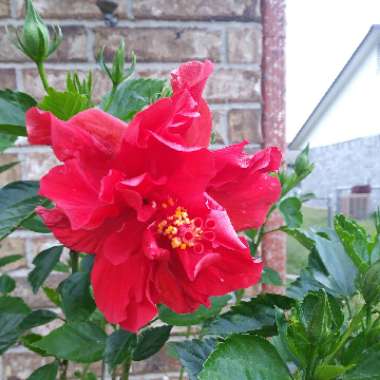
left=94, top=27, right=222, bottom=63
left=211, top=109, right=227, bottom=144
left=228, top=109, right=262, bottom=144
left=0, top=153, right=21, bottom=185
left=0, top=0, right=10, bottom=18
left=0, top=27, right=27, bottom=62
left=133, top=0, right=261, bottom=21
left=0, top=68, right=17, bottom=89
left=228, top=26, right=262, bottom=64
left=205, top=69, right=261, bottom=103
left=48, top=27, right=89, bottom=63
left=15, top=0, right=105, bottom=19
left=0, top=237, right=27, bottom=271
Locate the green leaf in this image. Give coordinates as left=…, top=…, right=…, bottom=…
left=0, top=274, right=16, bottom=294
left=335, top=214, right=370, bottom=272
left=261, top=267, right=282, bottom=286
left=21, top=214, right=50, bottom=233
left=159, top=295, right=230, bottom=326
left=0, top=90, right=36, bottom=136
left=280, top=227, right=315, bottom=250
left=101, top=78, right=167, bottom=121
left=313, top=231, right=357, bottom=297
left=315, top=364, right=348, bottom=380
left=28, top=246, right=63, bottom=293
left=0, top=296, right=31, bottom=354
left=104, top=329, right=137, bottom=369
left=343, top=343, right=380, bottom=379
left=279, top=197, right=303, bottom=228
left=42, top=286, right=61, bottom=307
left=38, top=88, right=89, bottom=120
left=58, top=272, right=96, bottom=321
left=33, top=321, right=107, bottom=363
left=0, top=181, right=48, bottom=241
left=199, top=335, right=292, bottom=380
left=169, top=338, right=217, bottom=380
left=0, top=254, right=23, bottom=268
left=21, top=333, right=49, bottom=356
left=26, top=361, right=58, bottom=380
left=19, top=309, right=57, bottom=331
left=0, top=161, right=19, bottom=173
left=294, top=145, right=314, bottom=179
left=133, top=325, right=172, bottom=361
left=204, top=294, right=295, bottom=336
left=361, top=259, right=380, bottom=305
left=0, top=133, right=17, bottom=152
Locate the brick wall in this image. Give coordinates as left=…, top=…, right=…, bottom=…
left=0, top=0, right=286, bottom=378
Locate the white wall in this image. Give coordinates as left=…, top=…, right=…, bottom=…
left=307, top=47, right=380, bottom=147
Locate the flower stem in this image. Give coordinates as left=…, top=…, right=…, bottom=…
left=121, top=355, right=132, bottom=380
left=36, top=61, right=49, bottom=92
left=58, top=360, right=68, bottom=380
left=178, top=326, right=192, bottom=380
left=69, top=250, right=79, bottom=273
left=103, top=85, right=117, bottom=112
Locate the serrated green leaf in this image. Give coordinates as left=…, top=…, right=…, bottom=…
left=39, top=88, right=89, bottom=120
left=315, top=364, right=348, bottom=380
left=335, top=214, right=370, bottom=272
left=28, top=246, right=63, bottom=293
left=33, top=321, right=107, bottom=363
left=169, top=338, right=217, bottom=380
left=104, top=329, right=136, bottom=369
left=199, top=335, right=291, bottom=380
left=133, top=325, right=171, bottom=361
left=204, top=294, right=295, bottom=337
left=159, top=295, right=230, bottom=327
left=101, top=78, right=167, bottom=121
left=343, top=342, right=380, bottom=379
left=361, top=259, right=380, bottom=305
left=58, top=272, right=96, bottom=321
left=0, top=274, right=16, bottom=294
left=279, top=197, right=303, bottom=228
left=0, top=90, right=36, bottom=136
left=0, top=181, right=48, bottom=241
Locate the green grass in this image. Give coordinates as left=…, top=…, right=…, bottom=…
left=286, top=206, right=376, bottom=275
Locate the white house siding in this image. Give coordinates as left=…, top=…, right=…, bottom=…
left=307, top=47, right=380, bottom=147
left=299, top=135, right=380, bottom=211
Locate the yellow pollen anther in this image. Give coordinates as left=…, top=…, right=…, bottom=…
left=180, top=243, right=187, bottom=250
left=171, top=237, right=182, bottom=248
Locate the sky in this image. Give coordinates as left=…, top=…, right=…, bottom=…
left=286, top=0, right=380, bottom=142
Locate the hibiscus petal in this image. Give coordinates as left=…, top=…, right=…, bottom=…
left=37, top=207, right=110, bottom=254
left=101, top=218, right=145, bottom=265
left=208, top=146, right=282, bottom=231
left=39, top=160, right=119, bottom=230
left=171, top=60, right=214, bottom=101
left=91, top=254, right=156, bottom=332
left=25, top=107, right=53, bottom=145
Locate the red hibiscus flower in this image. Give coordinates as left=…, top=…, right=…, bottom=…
left=26, top=61, right=281, bottom=332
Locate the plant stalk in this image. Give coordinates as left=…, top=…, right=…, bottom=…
left=36, top=61, right=49, bottom=92
left=121, top=355, right=132, bottom=380
left=70, top=250, right=79, bottom=273
left=103, top=85, right=117, bottom=112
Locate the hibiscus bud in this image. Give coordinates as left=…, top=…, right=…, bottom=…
left=98, top=40, right=136, bottom=87
left=7, top=0, right=62, bottom=64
